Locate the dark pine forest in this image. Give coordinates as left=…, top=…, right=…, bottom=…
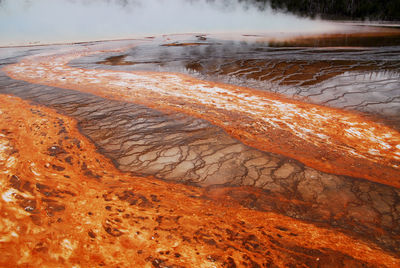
left=249, top=0, right=400, bottom=20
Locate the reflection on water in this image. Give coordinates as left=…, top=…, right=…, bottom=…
left=269, top=30, right=400, bottom=47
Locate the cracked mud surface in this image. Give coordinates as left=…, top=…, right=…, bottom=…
left=1, top=28, right=400, bottom=266
left=1, top=72, right=400, bottom=258
left=2, top=95, right=399, bottom=267
left=4, top=40, right=400, bottom=187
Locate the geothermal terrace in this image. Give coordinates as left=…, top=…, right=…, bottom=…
left=1, top=27, right=400, bottom=267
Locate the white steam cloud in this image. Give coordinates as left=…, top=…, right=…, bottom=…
left=0, top=0, right=339, bottom=46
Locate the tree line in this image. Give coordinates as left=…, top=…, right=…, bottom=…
left=248, top=0, right=400, bottom=20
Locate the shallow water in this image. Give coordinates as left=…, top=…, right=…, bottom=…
left=1, top=26, right=400, bottom=267
left=70, top=29, right=400, bottom=129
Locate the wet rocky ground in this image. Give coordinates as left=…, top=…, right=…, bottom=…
left=1, top=29, right=400, bottom=266
left=71, top=32, right=400, bottom=130
left=0, top=72, right=400, bottom=255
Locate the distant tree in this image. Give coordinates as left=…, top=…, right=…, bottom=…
left=249, top=0, right=400, bottom=20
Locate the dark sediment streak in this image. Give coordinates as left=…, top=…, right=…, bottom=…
left=71, top=37, right=400, bottom=130
left=1, top=70, right=399, bottom=254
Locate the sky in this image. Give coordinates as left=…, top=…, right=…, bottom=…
left=0, top=0, right=339, bottom=46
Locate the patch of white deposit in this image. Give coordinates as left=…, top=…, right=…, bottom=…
left=345, top=128, right=363, bottom=138
left=2, top=188, right=17, bottom=202
left=6, top=156, right=17, bottom=168
left=58, top=238, right=77, bottom=260
left=0, top=139, right=11, bottom=162
left=10, top=49, right=400, bottom=168
left=30, top=162, right=41, bottom=177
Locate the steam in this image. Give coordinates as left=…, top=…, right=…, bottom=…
left=0, top=0, right=339, bottom=46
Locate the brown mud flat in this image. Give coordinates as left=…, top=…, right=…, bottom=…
left=96, top=55, right=135, bottom=66
left=2, top=95, right=399, bottom=267
left=193, top=59, right=398, bottom=87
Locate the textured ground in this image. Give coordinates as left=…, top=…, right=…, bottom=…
left=73, top=32, right=400, bottom=130
left=1, top=29, right=400, bottom=267
left=1, top=94, right=399, bottom=267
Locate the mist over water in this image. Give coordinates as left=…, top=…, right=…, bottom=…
left=0, top=0, right=340, bottom=46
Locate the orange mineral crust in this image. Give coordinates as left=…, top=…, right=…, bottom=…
left=0, top=94, right=399, bottom=267
left=3, top=47, right=400, bottom=187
